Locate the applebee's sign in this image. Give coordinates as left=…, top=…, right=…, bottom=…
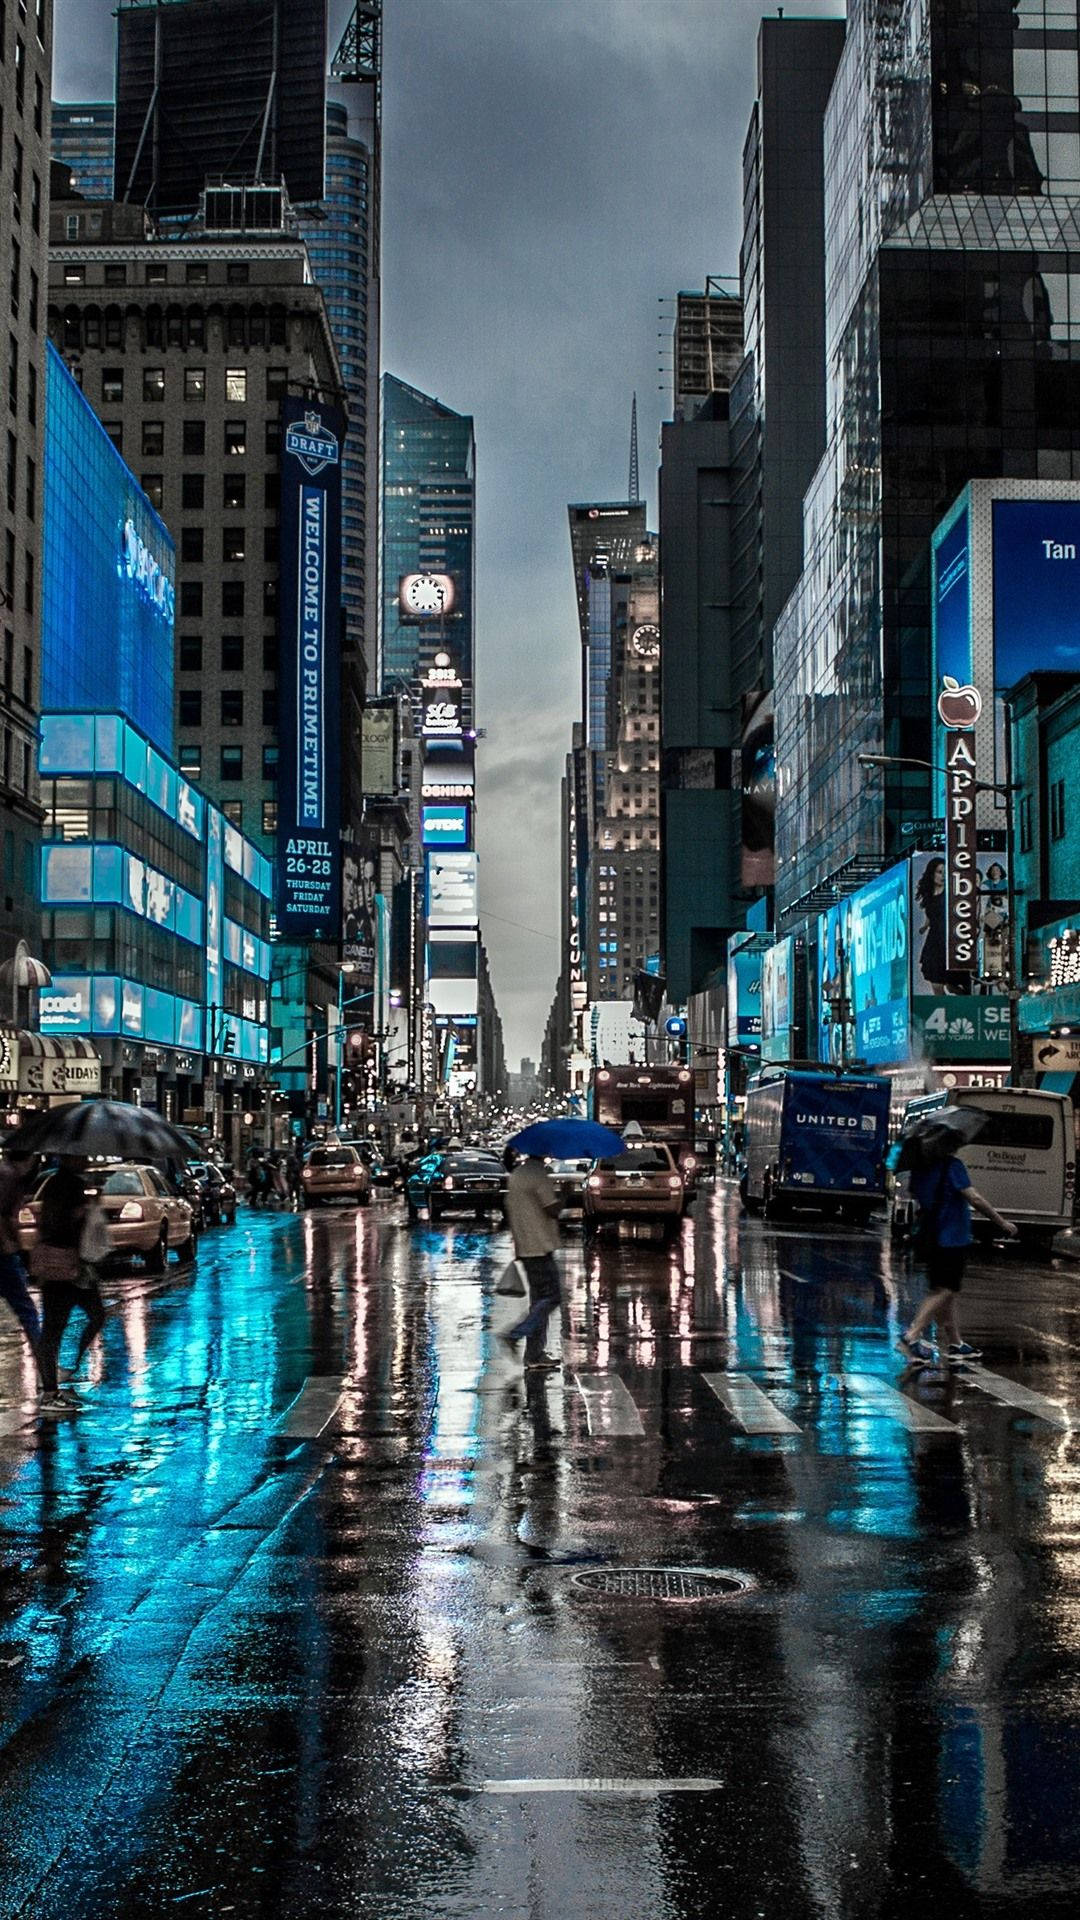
left=939, top=677, right=983, bottom=973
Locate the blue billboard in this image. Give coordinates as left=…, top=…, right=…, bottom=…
left=726, top=946, right=762, bottom=1050
left=42, top=345, right=175, bottom=755
left=993, top=499, right=1080, bottom=688
left=849, top=862, right=911, bottom=1066
left=817, top=898, right=855, bottom=1066
left=421, top=804, right=470, bottom=849
left=276, top=396, right=344, bottom=938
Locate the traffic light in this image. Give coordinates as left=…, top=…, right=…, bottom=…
left=222, top=1028, right=237, bottom=1056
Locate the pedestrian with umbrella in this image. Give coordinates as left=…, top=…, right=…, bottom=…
left=30, top=1160, right=107, bottom=1412
left=0, top=1147, right=41, bottom=1364
left=897, top=1106, right=1017, bottom=1367
left=500, top=1119, right=625, bottom=1373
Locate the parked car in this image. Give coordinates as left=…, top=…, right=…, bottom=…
left=892, top=1086, right=1075, bottom=1255
left=187, top=1160, right=238, bottom=1227
left=546, top=1157, right=591, bottom=1213
left=301, top=1145, right=372, bottom=1207
left=18, top=1162, right=197, bottom=1271
left=405, top=1150, right=508, bottom=1222
left=583, top=1143, right=685, bottom=1240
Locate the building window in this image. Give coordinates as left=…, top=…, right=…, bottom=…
left=145, top=261, right=167, bottom=285
left=142, top=366, right=165, bottom=402
left=1051, top=778, right=1067, bottom=842
left=223, top=473, right=246, bottom=509
left=5, top=434, right=14, bottom=513
left=221, top=691, right=244, bottom=727
left=27, top=269, right=37, bottom=332
left=221, top=634, right=244, bottom=672
left=222, top=581, right=245, bottom=618
left=62, top=264, right=85, bottom=286
left=184, top=367, right=206, bottom=401
left=30, top=173, right=41, bottom=233
left=223, top=801, right=243, bottom=827
left=104, top=263, right=126, bottom=287
left=262, top=689, right=276, bottom=726
left=179, top=634, right=203, bottom=672
left=24, top=550, right=33, bottom=616
left=264, top=473, right=279, bottom=512
left=265, top=418, right=280, bottom=455
left=266, top=367, right=288, bottom=399
left=178, top=690, right=202, bottom=727
left=263, top=527, right=278, bottom=563
left=140, top=474, right=164, bottom=510
left=179, top=745, right=201, bottom=778
left=226, top=262, right=250, bottom=286
left=185, top=262, right=209, bottom=285
left=222, top=526, right=245, bottom=563
left=225, top=368, right=247, bottom=403
left=262, top=745, right=278, bottom=780
left=262, top=635, right=278, bottom=670
left=181, top=473, right=205, bottom=510
left=262, top=800, right=277, bottom=835
left=180, top=581, right=203, bottom=618
left=142, top=419, right=164, bottom=457
left=224, top=419, right=246, bottom=456
left=26, top=363, right=36, bottom=426
left=1020, top=792, right=1033, bottom=855
left=7, top=336, right=16, bottom=415
left=221, top=746, right=243, bottom=781
left=181, top=526, right=204, bottom=563
left=182, top=419, right=205, bottom=455
left=25, top=455, right=34, bottom=520
left=262, top=579, right=277, bottom=616
left=33, top=74, right=43, bottom=134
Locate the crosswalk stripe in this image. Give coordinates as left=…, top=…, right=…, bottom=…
left=573, top=1372, right=645, bottom=1438
left=842, top=1373, right=957, bottom=1434
left=276, top=1375, right=345, bottom=1438
left=702, top=1372, right=801, bottom=1435
left=963, top=1365, right=1074, bottom=1431
left=479, top=1777, right=723, bottom=1796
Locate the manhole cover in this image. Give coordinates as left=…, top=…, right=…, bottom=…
left=570, top=1566, right=755, bottom=1601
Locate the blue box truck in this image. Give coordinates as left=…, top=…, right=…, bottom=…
left=740, top=1066, right=892, bottom=1223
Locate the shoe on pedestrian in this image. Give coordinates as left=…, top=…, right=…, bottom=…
left=38, top=1392, right=80, bottom=1415
left=945, top=1341, right=982, bottom=1364
left=899, top=1333, right=937, bottom=1364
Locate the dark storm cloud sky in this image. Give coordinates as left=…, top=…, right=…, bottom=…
left=54, top=0, right=844, bottom=1067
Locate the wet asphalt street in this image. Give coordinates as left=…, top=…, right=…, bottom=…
left=2, top=1185, right=1080, bottom=1918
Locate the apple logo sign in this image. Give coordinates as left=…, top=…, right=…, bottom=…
left=937, top=675, right=983, bottom=730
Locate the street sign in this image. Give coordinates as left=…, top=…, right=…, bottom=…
left=1030, top=1034, right=1080, bottom=1072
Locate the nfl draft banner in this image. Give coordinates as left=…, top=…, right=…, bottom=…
left=276, top=397, right=345, bottom=937
left=939, top=675, right=982, bottom=973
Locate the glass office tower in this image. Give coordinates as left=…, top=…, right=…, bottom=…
left=51, top=103, right=115, bottom=199
left=774, top=0, right=1080, bottom=919
left=381, top=374, right=475, bottom=717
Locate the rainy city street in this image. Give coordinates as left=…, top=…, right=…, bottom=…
left=2, top=1188, right=1080, bottom=1918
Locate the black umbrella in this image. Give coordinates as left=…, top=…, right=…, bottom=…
left=4, top=1100, right=197, bottom=1163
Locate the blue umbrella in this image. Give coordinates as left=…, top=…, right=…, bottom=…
left=509, top=1117, right=627, bottom=1160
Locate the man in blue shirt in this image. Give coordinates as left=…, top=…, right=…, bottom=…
left=899, top=1149, right=1017, bottom=1365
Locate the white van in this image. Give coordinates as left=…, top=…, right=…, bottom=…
left=892, top=1087, right=1075, bottom=1253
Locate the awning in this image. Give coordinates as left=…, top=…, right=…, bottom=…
left=5, top=1031, right=102, bottom=1096
left=1039, top=1072, right=1078, bottom=1099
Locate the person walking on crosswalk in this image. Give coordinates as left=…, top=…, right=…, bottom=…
left=899, top=1142, right=1016, bottom=1366
left=501, top=1148, right=563, bottom=1373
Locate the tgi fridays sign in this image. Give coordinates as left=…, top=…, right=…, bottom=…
left=939, top=676, right=982, bottom=972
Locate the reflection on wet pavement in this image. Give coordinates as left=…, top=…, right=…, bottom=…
left=1, top=1187, right=1080, bottom=1915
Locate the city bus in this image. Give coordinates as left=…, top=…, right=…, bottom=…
left=590, top=1065, right=698, bottom=1187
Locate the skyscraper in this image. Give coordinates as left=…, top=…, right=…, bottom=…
left=381, top=375, right=476, bottom=715
left=51, top=103, right=115, bottom=200
left=0, top=0, right=53, bottom=963
left=774, top=0, right=1080, bottom=919
left=300, top=90, right=380, bottom=688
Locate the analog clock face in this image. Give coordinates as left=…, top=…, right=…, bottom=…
left=631, top=622, right=660, bottom=658
left=399, top=572, right=455, bottom=617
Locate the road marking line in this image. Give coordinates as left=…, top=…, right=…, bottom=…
left=573, top=1372, right=645, bottom=1438
left=964, top=1365, right=1074, bottom=1430
left=276, top=1375, right=345, bottom=1438
left=702, top=1372, right=801, bottom=1435
left=1014, top=1323, right=1080, bottom=1354
left=479, top=1777, right=723, bottom=1796
left=843, top=1373, right=957, bottom=1433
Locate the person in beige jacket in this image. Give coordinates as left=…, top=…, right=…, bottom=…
left=501, top=1150, right=562, bottom=1371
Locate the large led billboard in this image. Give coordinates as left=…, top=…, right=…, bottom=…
left=727, top=945, right=762, bottom=1050
left=421, top=804, right=470, bottom=849
left=428, top=851, right=478, bottom=927
left=848, top=864, right=910, bottom=1066
left=42, top=347, right=175, bottom=756
left=276, top=396, right=345, bottom=938
left=992, top=499, right=1080, bottom=686
left=761, top=937, right=793, bottom=1063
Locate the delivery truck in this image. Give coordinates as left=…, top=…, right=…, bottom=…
left=741, top=1066, right=892, bottom=1222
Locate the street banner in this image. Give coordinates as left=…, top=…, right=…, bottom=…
left=276, top=396, right=345, bottom=938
